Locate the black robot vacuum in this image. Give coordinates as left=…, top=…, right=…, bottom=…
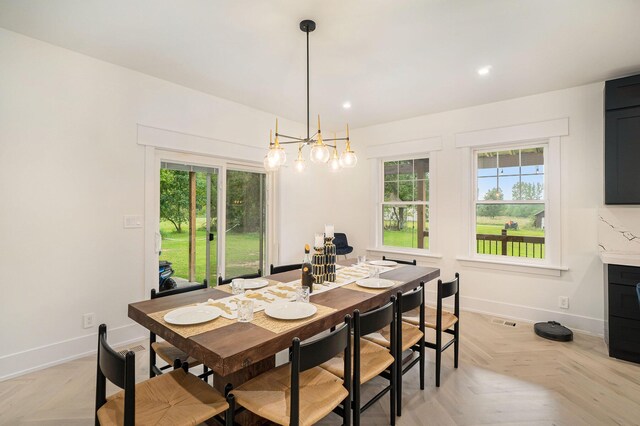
left=534, top=321, right=573, bottom=342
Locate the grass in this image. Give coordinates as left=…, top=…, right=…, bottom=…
left=382, top=217, right=545, bottom=258
left=383, top=221, right=429, bottom=249
left=475, top=216, right=545, bottom=258
left=160, top=219, right=262, bottom=284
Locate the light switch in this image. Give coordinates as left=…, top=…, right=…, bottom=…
left=124, top=215, right=143, bottom=229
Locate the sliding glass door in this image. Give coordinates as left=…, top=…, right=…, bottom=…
left=159, top=162, right=266, bottom=288
left=224, top=169, right=266, bottom=278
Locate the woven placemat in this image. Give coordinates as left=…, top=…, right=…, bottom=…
left=251, top=303, right=337, bottom=334
left=342, top=280, right=404, bottom=294
left=216, top=279, right=283, bottom=294
left=148, top=305, right=235, bottom=338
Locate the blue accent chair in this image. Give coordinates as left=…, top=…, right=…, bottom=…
left=334, top=233, right=353, bottom=258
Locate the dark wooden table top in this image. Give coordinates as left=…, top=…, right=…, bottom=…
left=128, top=261, right=440, bottom=376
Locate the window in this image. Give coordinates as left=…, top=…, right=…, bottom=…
left=474, top=146, right=546, bottom=259
left=381, top=157, right=430, bottom=250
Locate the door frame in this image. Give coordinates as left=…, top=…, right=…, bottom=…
left=143, top=147, right=274, bottom=297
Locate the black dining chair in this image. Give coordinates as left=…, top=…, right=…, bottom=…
left=95, top=324, right=233, bottom=426
left=395, top=284, right=425, bottom=415
left=217, top=269, right=262, bottom=285
left=321, top=297, right=397, bottom=426
left=382, top=256, right=417, bottom=265
left=149, top=284, right=209, bottom=379
left=362, top=284, right=424, bottom=417
left=270, top=263, right=302, bottom=275
left=404, top=273, right=460, bottom=387
left=334, top=233, right=354, bottom=258
left=228, top=316, right=352, bottom=426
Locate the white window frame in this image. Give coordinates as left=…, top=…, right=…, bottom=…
left=472, top=141, right=548, bottom=262
left=375, top=154, right=435, bottom=256
left=455, top=118, right=568, bottom=276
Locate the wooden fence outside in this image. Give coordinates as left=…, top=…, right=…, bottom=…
left=476, top=229, right=545, bottom=258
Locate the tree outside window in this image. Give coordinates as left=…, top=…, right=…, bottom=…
left=382, top=157, right=430, bottom=250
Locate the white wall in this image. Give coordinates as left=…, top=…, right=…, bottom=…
left=0, top=26, right=611, bottom=380
left=352, top=83, right=606, bottom=335
left=0, top=28, right=304, bottom=380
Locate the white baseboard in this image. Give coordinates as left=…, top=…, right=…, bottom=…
left=0, top=323, right=147, bottom=382
left=0, top=296, right=606, bottom=382
left=426, top=290, right=605, bottom=337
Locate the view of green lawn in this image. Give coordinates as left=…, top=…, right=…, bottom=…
left=476, top=215, right=545, bottom=258
left=160, top=219, right=262, bottom=284
left=383, top=220, right=429, bottom=249
left=382, top=216, right=545, bottom=258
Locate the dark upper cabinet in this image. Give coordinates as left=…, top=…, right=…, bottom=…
left=605, top=74, right=640, bottom=204
left=606, top=74, right=640, bottom=110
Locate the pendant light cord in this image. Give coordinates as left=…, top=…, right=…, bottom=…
left=306, top=29, right=310, bottom=141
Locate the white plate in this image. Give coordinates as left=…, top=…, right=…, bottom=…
left=164, top=305, right=221, bottom=325
left=355, top=278, right=396, bottom=289
left=264, top=302, right=317, bottom=320
left=242, top=278, right=270, bottom=289
left=368, top=260, right=397, bottom=266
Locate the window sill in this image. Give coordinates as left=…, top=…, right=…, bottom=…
left=367, top=247, right=443, bottom=260
left=456, top=256, right=568, bottom=277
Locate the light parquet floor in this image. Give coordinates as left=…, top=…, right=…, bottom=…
left=1, top=311, right=639, bottom=425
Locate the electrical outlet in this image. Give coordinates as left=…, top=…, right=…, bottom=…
left=558, top=296, right=569, bottom=309
left=83, top=313, right=96, bottom=329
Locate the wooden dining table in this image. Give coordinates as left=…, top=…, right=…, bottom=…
left=128, top=260, right=440, bottom=395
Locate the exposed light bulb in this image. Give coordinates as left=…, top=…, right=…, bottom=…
left=339, top=151, right=358, bottom=168
left=329, top=156, right=341, bottom=171
left=294, top=159, right=306, bottom=172
left=268, top=146, right=286, bottom=165
left=263, top=154, right=279, bottom=172
left=329, top=146, right=341, bottom=172
left=310, top=143, right=330, bottom=163
left=342, top=101, right=351, bottom=109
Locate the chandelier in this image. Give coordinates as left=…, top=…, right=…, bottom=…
left=264, top=20, right=357, bottom=172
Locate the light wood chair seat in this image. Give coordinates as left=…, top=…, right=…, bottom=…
left=404, top=306, right=458, bottom=330
left=364, top=321, right=423, bottom=352
left=232, top=363, right=348, bottom=426
left=150, top=341, right=202, bottom=368
left=97, top=368, right=228, bottom=426
left=320, top=337, right=394, bottom=384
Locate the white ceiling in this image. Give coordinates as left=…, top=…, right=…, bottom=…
left=1, top=0, right=640, bottom=131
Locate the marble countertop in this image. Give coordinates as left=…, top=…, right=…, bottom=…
left=599, top=208, right=640, bottom=267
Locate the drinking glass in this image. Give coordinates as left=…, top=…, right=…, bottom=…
left=231, top=278, right=245, bottom=295
left=368, top=266, right=380, bottom=279
left=357, top=255, right=367, bottom=265
left=237, top=299, right=254, bottom=322
left=296, top=286, right=310, bottom=303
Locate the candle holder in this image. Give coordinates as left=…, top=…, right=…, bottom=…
left=312, top=244, right=326, bottom=285
left=324, top=236, right=336, bottom=282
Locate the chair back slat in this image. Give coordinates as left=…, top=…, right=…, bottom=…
left=270, top=263, right=302, bottom=275
left=358, top=298, right=395, bottom=337
left=382, top=256, right=417, bottom=265
left=96, top=324, right=137, bottom=426
left=218, top=270, right=262, bottom=285
left=399, top=285, right=424, bottom=313
left=439, top=273, right=459, bottom=299
left=297, top=320, right=350, bottom=372
left=98, top=327, right=128, bottom=389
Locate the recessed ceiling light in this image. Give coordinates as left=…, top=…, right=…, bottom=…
left=477, top=65, right=492, bottom=76
left=342, top=102, right=351, bottom=109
